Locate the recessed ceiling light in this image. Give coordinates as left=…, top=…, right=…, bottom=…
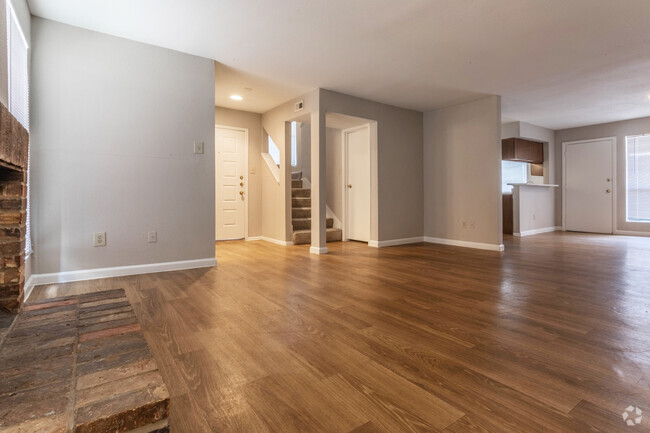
left=230, top=95, right=243, bottom=101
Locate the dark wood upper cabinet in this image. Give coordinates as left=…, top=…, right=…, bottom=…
left=502, top=138, right=543, bottom=163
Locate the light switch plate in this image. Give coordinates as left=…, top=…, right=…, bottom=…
left=194, top=141, right=204, bottom=154
left=250, top=166, right=256, bottom=174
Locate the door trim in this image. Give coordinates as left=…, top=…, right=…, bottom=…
left=342, top=124, right=370, bottom=242
left=215, top=125, right=249, bottom=240
left=562, top=136, right=617, bottom=234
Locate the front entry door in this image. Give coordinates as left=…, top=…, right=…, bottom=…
left=216, top=127, right=246, bottom=240
left=564, top=138, right=614, bottom=234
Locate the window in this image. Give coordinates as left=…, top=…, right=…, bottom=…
left=626, top=135, right=650, bottom=222
left=6, top=1, right=30, bottom=255
left=290, top=122, right=297, bottom=166
left=502, top=161, right=527, bottom=194
left=268, top=135, right=280, bottom=166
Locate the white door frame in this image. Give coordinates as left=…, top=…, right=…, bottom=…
left=342, top=124, right=371, bottom=242
left=562, top=136, right=617, bottom=233
left=215, top=124, right=249, bottom=240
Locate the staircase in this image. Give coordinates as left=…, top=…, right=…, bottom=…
left=291, top=172, right=342, bottom=245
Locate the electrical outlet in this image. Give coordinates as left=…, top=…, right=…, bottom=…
left=93, top=232, right=106, bottom=247
left=533, top=214, right=537, bottom=221
left=194, top=141, right=204, bottom=154
left=461, top=221, right=468, bottom=229
left=250, top=166, right=256, bottom=174
left=148, top=231, right=157, bottom=243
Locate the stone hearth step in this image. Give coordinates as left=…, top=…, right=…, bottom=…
left=0, top=289, right=170, bottom=433
left=293, top=227, right=342, bottom=245
left=292, top=218, right=334, bottom=231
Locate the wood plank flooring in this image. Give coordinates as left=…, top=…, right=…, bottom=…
left=27, top=232, right=650, bottom=432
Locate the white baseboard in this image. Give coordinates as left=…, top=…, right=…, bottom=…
left=310, top=246, right=328, bottom=254
left=23, top=275, right=36, bottom=305
left=368, top=236, right=424, bottom=248
left=245, top=236, right=263, bottom=241
left=614, top=230, right=650, bottom=237
left=24, top=258, right=217, bottom=302
left=514, top=226, right=559, bottom=237
left=423, top=236, right=505, bottom=252
left=261, top=237, right=293, bottom=246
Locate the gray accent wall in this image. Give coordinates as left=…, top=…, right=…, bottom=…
left=555, top=116, right=650, bottom=233
left=424, top=96, right=503, bottom=247
left=30, top=18, right=216, bottom=274
left=320, top=89, right=424, bottom=242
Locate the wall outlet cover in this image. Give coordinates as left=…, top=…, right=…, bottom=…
left=93, top=232, right=106, bottom=247
left=194, top=141, right=204, bottom=154
left=148, top=231, right=157, bottom=243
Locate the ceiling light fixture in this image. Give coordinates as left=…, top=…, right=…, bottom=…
left=230, top=94, right=243, bottom=101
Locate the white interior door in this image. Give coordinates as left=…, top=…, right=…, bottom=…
left=345, top=126, right=370, bottom=242
left=216, top=127, right=246, bottom=240
left=564, top=138, right=614, bottom=234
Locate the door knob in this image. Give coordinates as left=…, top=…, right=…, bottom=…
left=347, top=184, right=352, bottom=188
left=240, top=182, right=244, bottom=187
left=239, top=191, right=244, bottom=196
left=240, top=176, right=244, bottom=180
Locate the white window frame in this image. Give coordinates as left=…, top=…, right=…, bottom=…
left=6, top=0, right=31, bottom=256
left=625, top=133, right=650, bottom=223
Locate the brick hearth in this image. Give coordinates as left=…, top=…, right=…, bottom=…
left=0, top=288, right=170, bottom=432
left=0, top=102, right=29, bottom=312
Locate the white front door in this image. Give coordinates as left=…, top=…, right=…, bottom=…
left=216, top=127, right=246, bottom=240
left=564, top=138, right=615, bottom=234
left=345, top=126, right=370, bottom=242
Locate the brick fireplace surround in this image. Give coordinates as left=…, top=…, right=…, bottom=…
left=0, top=102, right=28, bottom=313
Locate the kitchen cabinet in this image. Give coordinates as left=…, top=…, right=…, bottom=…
left=502, top=138, right=543, bottom=163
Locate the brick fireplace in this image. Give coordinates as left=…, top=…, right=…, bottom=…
left=0, top=103, right=29, bottom=312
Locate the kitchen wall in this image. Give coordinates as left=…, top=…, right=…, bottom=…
left=555, top=115, right=650, bottom=233
left=214, top=106, right=263, bottom=238
left=513, top=186, right=556, bottom=235
left=424, top=96, right=503, bottom=249
left=30, top=18, right=216, bottom=274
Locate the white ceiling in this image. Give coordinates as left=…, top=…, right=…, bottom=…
left=28, top=0, right=650, bottom=130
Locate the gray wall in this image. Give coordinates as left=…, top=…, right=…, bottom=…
left=214, top=106, right=263, bottom=237
left=555, top=116, right=650, bottom=233
left=326, top=127, right=343, bottom=223
left=424, top=96, right=503, bottom=247
left=320, top=89, right=423, bottom=241
left=30, top=18, right=216, bottom=274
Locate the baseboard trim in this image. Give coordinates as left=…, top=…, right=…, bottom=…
left=368, top=237, right=424, bottom=248
left=24, top=258, right=217, bottom=301
left=261, top=237, right=293, bottom=246
left=423, top=236, right=505, bottom=252
left=614, top=230, right=650, bottom=237
left=245, top=236, right=263, bottom=241
left=310, top=246, right=328, bottom=255
left=514, top=226, right=559, bottom=237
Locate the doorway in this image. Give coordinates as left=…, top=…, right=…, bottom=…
left=343, top=125, right=371, bottom=242
left=563, top=137, right=616, bottom=234
left=215, top=126, right=248, bottom=240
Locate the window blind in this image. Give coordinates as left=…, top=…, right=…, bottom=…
left=626, top=135, right=650, bottom=222
left=6, top=1, right=31, bottom=254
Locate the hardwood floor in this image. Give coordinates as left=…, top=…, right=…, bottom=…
left=28, top=233, right=650, bottom=432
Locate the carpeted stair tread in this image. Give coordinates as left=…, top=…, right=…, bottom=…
left=292, top=228, right=342, bottom=245
left=292, top=218, right=333, bottom=230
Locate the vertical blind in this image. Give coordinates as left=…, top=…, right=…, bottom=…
left=6, top=1, right=31, bottom=254
left=626, top=135, right=650, bottom=222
